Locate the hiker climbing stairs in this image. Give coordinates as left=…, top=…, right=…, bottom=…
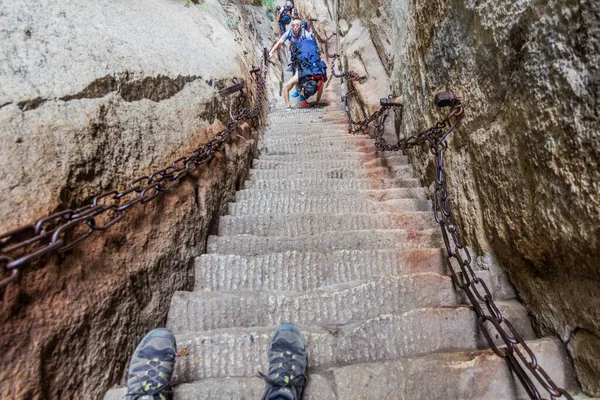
left=105, top=71, right=578, bottom=400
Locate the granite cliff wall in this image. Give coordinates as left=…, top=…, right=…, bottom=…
left=299, top=0, right=599, bottom=394
left=0, top=0, right=280, bottom=397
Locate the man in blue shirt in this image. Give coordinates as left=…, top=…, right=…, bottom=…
left=268, top=19, right=314, bottom=62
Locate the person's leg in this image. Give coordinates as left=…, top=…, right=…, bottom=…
left=125, top=328, right=176, bottom=400
left=260, top=323, right=308, bottom=400
left=315, top=82, right=324, bottom=105
left=283, top=72, right=299, bottom=110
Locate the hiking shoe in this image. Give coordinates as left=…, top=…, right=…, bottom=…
left=285, top=106, right=292, bottom=112
left=260, top=323, right=308, bottom=400
left=125, top=328, right=176, bottom=400
left=290, top=91, right=300, bottom=99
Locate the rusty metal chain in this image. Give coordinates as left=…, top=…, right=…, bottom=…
left=343, top=90, right=390, bottom=135
left=330, top=54, right=364, bottom=82
left=365, top=91, right=573, bottom=400
left=0, top=50, right=270, bottom=290
left=328, top=54, right=374, bottom=134
left=307, top=18, right=336, bottom=46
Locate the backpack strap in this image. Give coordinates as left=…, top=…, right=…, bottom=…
left=311, top=75, right=326, bottom=91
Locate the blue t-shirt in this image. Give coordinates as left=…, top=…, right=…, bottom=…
left=281, top=28, right=314, bottom=48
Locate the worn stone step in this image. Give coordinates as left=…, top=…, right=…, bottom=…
left=172, top=374, right=335, bottom=399
left=244, top=177, right=421, bottom=191
left=235, top=187, right=427, bottom=202
left=260, top=141, right=375, bottom=155
left=218, top=212, right=435, bottom=236
left=269, top=110, right=347, bottom=121
left=260, top=136, right=373, bottom=147
left=195, top=249, right=445, bottom=292
left=228, top=197, right=430, bottom=216
left=264, top=130, right=350, bottom=139
left=261, top=135, right=371, bottom=146
left=168, top=272, right=503, bottom=333
left=258, top=150, right=384, bottom=162
left=206, top=229, right=441, bottom=256
left=104, top=338, right=577, bottom=400
left=251, top=156, right=408, bottom=170
left=247, top=165, right=413, bottom=181
left=172, top=302, right=535, bottom=382
left=331, top=337, right=577, bottom=400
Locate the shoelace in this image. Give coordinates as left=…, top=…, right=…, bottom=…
left=258, top=352, right=307, bottom=389
left=258, top=371, right=307, bottom=388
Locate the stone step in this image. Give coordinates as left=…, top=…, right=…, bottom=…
left=104, top=338, right=577, bottom=400
left=260, top=135, right=371, bottom=146
left=172, top=374, right=335, bottom=399
left=260, top=136, right=374, bottom=146
left=194, top=249, right=445, bottom=292
left=251, top=156, right=408, bottom=170
left=218, top=212, right=435, bottom=236
left=168, top=272, right=502, bottom=333
left=329, top=337, right=578, bottom=400
left=258, top=150, right=384, bottom=162
left=246, top=165, right=413, bottom=181
left=235, top=187, right=427, bottom=202
left=228, top=197, right=430, bottom=216
left=266, top=121, right=347, bottom=129
left=260, top=141, right=375, bottom=155
left=206, top=229, right=442, bottom=256
left=263, top=129, right=351, bottom=138
left=172, top=302, right=535, bottom=382
left=244, top=177, right=421, bottom=191
left=268, top=110, right=347, bottom=121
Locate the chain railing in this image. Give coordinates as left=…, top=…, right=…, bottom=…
left=323, top=3, right=571, bottom=396
left=0, top=49, right=271, bottom=290
left=336, top=85, right=573, bottom=399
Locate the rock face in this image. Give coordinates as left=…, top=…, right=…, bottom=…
left=0, top=0, right=279, bottom=398
left=300, top=0, right=599, bottom=395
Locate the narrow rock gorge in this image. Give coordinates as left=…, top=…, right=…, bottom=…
left=300, top=0, right=599, bottom=394
left=1, top=0, right=598, bottom=398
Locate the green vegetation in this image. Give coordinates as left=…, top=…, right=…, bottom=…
left=183, top=0, right=203, bottom=6
left=253, top=0, right=276, bottom=12
left=226, top=15, right=240, bottom=29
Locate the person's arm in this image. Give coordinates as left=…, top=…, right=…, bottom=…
left=268, top=36, right=286, bottom=58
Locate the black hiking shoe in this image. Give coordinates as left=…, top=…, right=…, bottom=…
left=125, top=328, right=176, bottom=400
left=260, top=323, right=308, bottom=400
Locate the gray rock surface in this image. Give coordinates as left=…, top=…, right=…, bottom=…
left=0, top=0, right=279, bottom=398
left=302, top=0, right=599, bottom=394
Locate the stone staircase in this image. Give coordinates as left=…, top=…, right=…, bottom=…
left=106, top=75, right=579, bottom=399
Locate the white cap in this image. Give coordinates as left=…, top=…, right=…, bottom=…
left=285, top=1, right=293, bottom=7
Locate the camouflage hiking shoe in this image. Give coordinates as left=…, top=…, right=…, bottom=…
left=260, top=323, right=308, bottom=400
left=125, top=328, right=176, bottom=400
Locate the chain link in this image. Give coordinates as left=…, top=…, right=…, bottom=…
left=0, top=53, right=270, bottom=290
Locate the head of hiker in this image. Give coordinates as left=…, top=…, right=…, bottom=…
left=291, top=19, right=302, bottom=36
left=302, top=80, right=319, bottom=99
